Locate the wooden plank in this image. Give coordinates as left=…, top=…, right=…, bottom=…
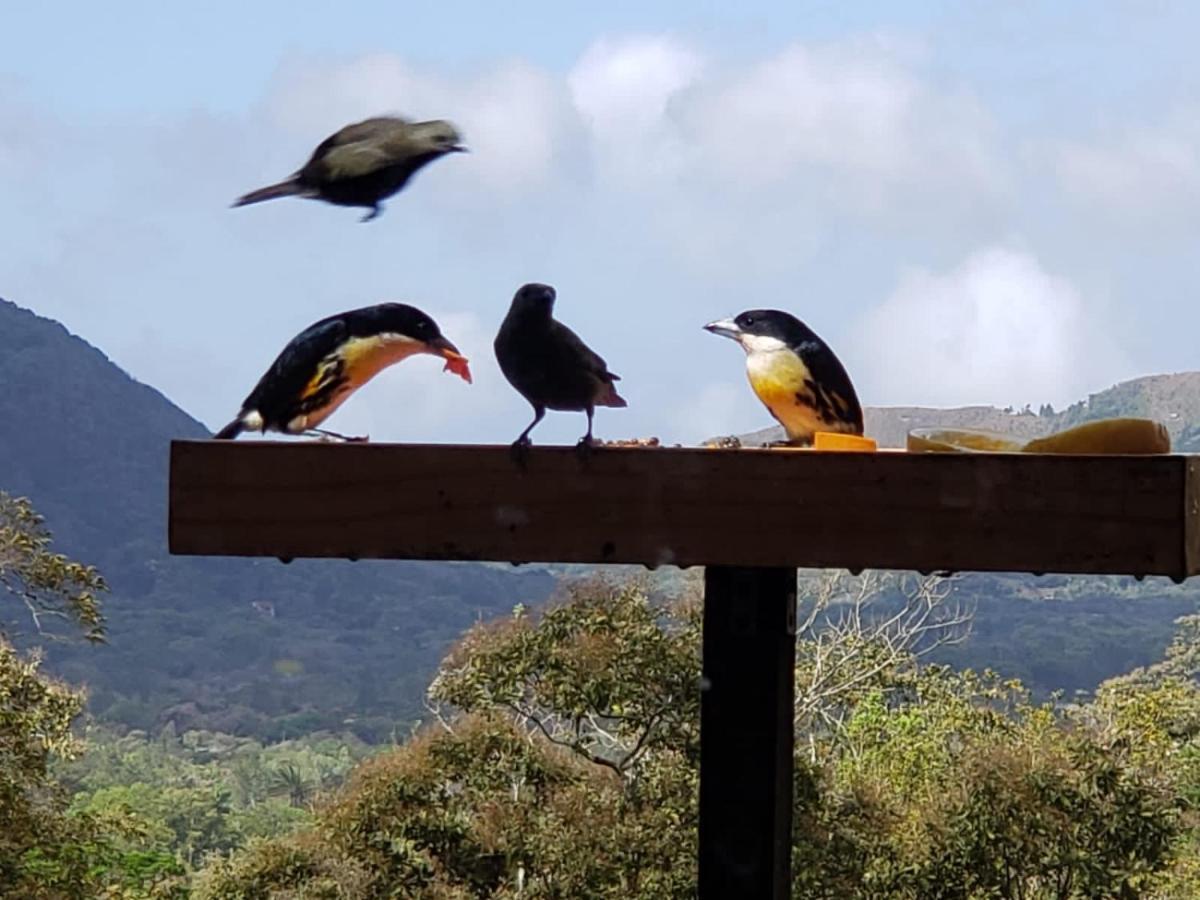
left=698, top=566, right=796, bottom=900
left=168, top=440, right=1199, bottom=579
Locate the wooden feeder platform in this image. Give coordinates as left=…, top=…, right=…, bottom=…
left=168, top=440, right=1200, bottom=899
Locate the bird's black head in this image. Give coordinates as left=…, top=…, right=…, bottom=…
left=350, top=303, right=463, bottom=360
left=508, top=283, right=557, bottom=319
left=373, top=303, right=444, bottom=340
left=704, top=308, right=822, bottom=353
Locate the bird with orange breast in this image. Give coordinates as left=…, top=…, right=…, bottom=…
left=214, top=303, right=471, bottom=442
left=705, top=309, right=862, bottom=445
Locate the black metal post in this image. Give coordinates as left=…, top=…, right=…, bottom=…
left=698, top=565, right=797, bottom=900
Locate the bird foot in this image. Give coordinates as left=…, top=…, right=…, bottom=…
left=510, top=437, right=532, bottom=469
left=761, top=439, right=803, bottom=449
left=575, top=436, right=595, bottom=462
left=359, top=205, right=381, bottom=223
left=704, top=435, right=743, bottom=449
left=308, top=430, right=369, bottom=443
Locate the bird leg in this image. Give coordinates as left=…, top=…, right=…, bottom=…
left=575, top=407, right=595, bottom=461
left=306, top=428, right=369, bottom=443
left=510, top=406, right=545, bottom=468
left=359, top=204, right=382, bottom=223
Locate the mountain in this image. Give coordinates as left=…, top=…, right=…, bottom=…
left=0, top=298, right=556, bottom=741
left=734, top=371, right=1200, bottom=450
left=727, top=374, right=1200, bottom=695
left=1, top=295, right=1196, bottom=736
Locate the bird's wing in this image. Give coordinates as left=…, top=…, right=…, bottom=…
left=302, top=117, right=412, bottom=179
left=309, top=117, right=410, bottom=157
left=794, top=339, right=862, bottom=427
left=551, top=321, right=619, bottom=382
left=242, top=317, right=350, bottom=417
left=313, top=143, right=395, bottom=179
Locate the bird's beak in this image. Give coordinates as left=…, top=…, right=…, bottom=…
left=703, top=318, right=743, bottom=342
left=429, top=335, right=461, bottom=357
left=429, top=336, right=473, bottom=384
left=449, top=143, right=468, bottom=153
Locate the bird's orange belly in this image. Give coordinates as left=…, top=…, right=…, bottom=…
left=746, top=358, right=857, bottom=443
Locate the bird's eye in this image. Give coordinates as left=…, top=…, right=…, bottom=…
left=742, top=316, right=755, bottom=327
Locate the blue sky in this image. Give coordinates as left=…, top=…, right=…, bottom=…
left=4, top=2, right=1200, bottom=444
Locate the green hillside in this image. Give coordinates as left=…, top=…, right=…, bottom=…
left=2, top=294, right=1197, bottom=739
left=730, top=375, right=1200, bottom=696
left=0, top=297, right=555, bottom=741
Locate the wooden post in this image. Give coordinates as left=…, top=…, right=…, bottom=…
left=699, top=565, right=797, bottom=900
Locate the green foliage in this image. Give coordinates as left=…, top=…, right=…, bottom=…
left=796, top=666, right=1186, bottom=898
left=0, top=638, right=86, bottom=893
left=0, top=638, right=191, bottom=898
left=0, top=490, right=107, bottom=642
left=430, top=576, right=701, bottom=774
left=8, top=291, right=1200, bottom=747
left=197, top=576, right=1200, bottom=898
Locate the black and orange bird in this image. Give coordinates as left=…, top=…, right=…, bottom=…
left=214, top=303, right=472, bottom=441
left=704, top=309, right=863, bottom=445
left=232, top=116, right=466, bottom=222
left=494, top=283, right=626, bottom=449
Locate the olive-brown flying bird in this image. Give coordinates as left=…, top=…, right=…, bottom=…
left=233, top=116, right=466, bottom=222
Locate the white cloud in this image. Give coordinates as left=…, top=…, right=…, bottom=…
left=669, top=39, right=1006, bottom=215
left=5, top=31, right=1194, bottom=449
left=567, top=35, right=702, bottom=183
left=1039, top=109, right=1200, bottom=225
left=854, top=247, right=1134, bottom=409
left=260, top=34, right=1005, bottom=231
left=569, top=35, right=703, bottom=134
left=264, top=53, right=576, bottom=198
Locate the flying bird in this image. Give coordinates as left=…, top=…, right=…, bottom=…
left=704, top=309, right=863, bottom=445
left=494, top=283, right=626, bottom=450
left=214, top=303, right=472, bottom=442
left=232, top=116, right=467, bottom=222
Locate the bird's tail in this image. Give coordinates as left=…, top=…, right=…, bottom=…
left=595, top=375, right=628, bottom=409
left=232, top=178, right=302, bottom=208
left=213, top=417, right=246, bottom=440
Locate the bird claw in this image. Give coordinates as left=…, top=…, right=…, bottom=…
left=359, top=205, right=381, bottom=223
left=309, top=430, right=368, bottom=443
left=575, top=436, right=594, bottom=462
left=704, top=435, right=743, bottom=449
left=510, top=437, right=532, bottom=469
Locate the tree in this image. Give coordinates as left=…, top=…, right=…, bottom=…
left=0, top=491, right=107, bottom=642
left=0, top=493, right=191, bottom=897
left=193, top=573, right=1200, bottom=898
left=429, top=575, right=701, bottom=777
left=793, top=570, right=969, bottom=748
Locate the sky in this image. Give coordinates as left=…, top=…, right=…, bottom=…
left=3, top=1, right=1200, bottom=445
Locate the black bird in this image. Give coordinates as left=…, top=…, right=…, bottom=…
left=233, top=116, right=466, bottom=222
left=214, top=303, right=472, bottom=441
left=494, top=283, right=626, bottom=449
left=704, top=309, right=863, bottom=445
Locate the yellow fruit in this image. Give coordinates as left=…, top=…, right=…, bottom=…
left=906, top=428, right=1024, bottom=453
left=813, top=432, right=878, bottom=452
left=1021, top=418, right=1170, bottom=454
